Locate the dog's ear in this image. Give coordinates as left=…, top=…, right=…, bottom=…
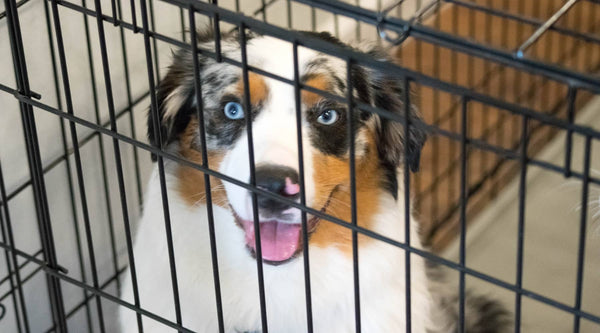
left=363, top=48, right=427, bottom=172
left=147, top=51, right=195, bottom=161
left=147, top=28, right=219, bottom=161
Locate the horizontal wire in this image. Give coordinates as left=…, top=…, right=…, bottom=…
left=291, top=0, right=600, bottom=92
left=50, top=0, right=600, bottom=138
left=2, top=0, right=599, bottom=328
left=0, top=0, right=30, bottom=20
left=43, top=265, right=128, bottom=333
left=0, top=240, right=195, bottom=332
left=445, top=0, right=600, bottom=45
left=0, top=89, right=149, bottom=203
left=2, top=91, right=600, bottom=323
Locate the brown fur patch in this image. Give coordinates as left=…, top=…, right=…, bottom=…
left=235, top=72, right=269, bottom=106
left=309, top=129, right=383, bottom=255
left=302, top=74, right=331, bottom=107
left=177, top=118, right=228, bottom=208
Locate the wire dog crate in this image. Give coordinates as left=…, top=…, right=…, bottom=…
left=0, top=0, right=599, bottom=332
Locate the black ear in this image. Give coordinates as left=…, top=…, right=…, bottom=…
left=365, top=49, right=427, bottom=172
left=147, top=28, right=217, bottom=161
left=147, top=52, right=195, bottom=161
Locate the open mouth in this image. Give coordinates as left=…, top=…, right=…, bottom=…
left=236, top=216, right=321, bottom=263
left=233, top=196, right=333, bottom=264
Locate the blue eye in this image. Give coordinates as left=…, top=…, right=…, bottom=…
left=317, top=110, right=339, bottom=125
left=224, top=102, right=245, bottom=120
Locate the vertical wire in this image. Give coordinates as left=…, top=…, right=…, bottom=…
left=189, top=10, right=225, bottom=332
left=458, top=97, right=469, bottom=333
left=430, top=3, right=441, bottom=237
left=448, top=3, right=458, bottom=222
left=42, top=0, right=93, bottom=328
left=542, top=2, right=554, bottom=143
left=0, top=162, right=27, bottom=332
left=0, top=213, right=23, bottom=333
left=130, top=0, right=139, bottom=32
left=286, top=0, right=292, bottom=29
left=480, top=0, right=492, bottom=195
left=513, top=0, right=525, bottom=145
left=48, top=0, right=106, bottom=330
left=564, top=87, right=577, bottom=177
left=112, top=1, right=146, bottom=329
left=81, top=0, right=122, bottom=296
left=180, top=7, right=186, bottom=42
left=212, top=0, right=222, bottom=63
left=346, top=58, right=361, bottom=333
left=514, top=115, right=530, bottom=333
left=239, top=24, right=269, bottom=333
left=402, top=77, right=412, bottom=333
left=261, top=0, right=267, bottom=21
left=116, top=0, right=144, bottom=208
left=138, top=0, right=183, bottom=329
left=110, top=0, right=117, bottom=26
left=9, top=0, right=67, bottom=328
left=494, top=0, right=510, bottom=197
left=311, top=6, right=316, bottom=32
left=354, top=0, right=360, bottom=42
left=293, top=42, right=314, bottom=333
left=573, top=135, right=591, bottom=333
left=148, top=0, right=161, bottom=82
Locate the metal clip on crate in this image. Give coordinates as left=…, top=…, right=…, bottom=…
left=516, top=0, right=580, bottom=58
left=377, top=0, right=440, bottom=45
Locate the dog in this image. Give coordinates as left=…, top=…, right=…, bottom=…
left=119, top=29, right=509, bottom=332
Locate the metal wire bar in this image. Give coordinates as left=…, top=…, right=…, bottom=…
left=52, top=0, right=600, bottom=135
left=42, top=0, right=94, bottom=328
left=516, top=0, right=580, bottom=58
left=43, top=265, right=127, bottom=333
left=82, top=0, right=122, bottom=299
left=291, top=0, right=600, bottom=93
left=48, top=0, right=107, bottom=329
left=0, top=167, right=26, bottom=332
left=3, top=91, right=149, bottom=204
left=458, top=97, right=468, bottom=333
left=115, top=0, right=144, bottom=209
left=0, top=264, right=43, bottom=303
left=139, top=0, right=183, bottom=329
left=2, top=2, right=593, bottom=330
left=514, top=115, right=530, bottom=333
left=402, top=78, right=412, bottom=333
left=0, top=249, right=43, bottom=288
left=2, top=179, right=600, bottom=327
left=564, top=87, right=578, bottom=177
left=445, top=0, right=600, bottom=45
left=0, top=0, right=29, bottom=20
left=6, top=0, right=67, bottom=329
left=0, top=242, right=196, bottom=332
left=573, top=136, right=592, bottom=333
left=239, top=23, right=269, bottom=333
left=293, top=42, right=314, bottom=333
left=189, top=9, right=225, bottom=332
left=6, top=77, right=600, bottom=192
left=346, top=58, right=361, bottom=333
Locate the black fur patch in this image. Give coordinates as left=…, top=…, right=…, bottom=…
left=147, top=28, right=256, bottom=160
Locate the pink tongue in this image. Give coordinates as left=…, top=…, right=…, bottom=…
left=242, top=220, right=301, bottom=262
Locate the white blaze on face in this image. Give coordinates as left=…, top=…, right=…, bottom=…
left=219, top=36, right=320, bottom=224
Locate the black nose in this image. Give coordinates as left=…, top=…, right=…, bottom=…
left=254, top=165, right=300, bottom=213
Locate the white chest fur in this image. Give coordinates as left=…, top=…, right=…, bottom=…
left=119, top=169, right=434, bottom=333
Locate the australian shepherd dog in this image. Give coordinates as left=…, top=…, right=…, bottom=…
left=119, top=29, right=508, bottom=333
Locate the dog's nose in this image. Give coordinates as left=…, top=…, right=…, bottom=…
left=254, top=165, right=300, bottom=213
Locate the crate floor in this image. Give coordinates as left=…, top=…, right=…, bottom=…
left=444, top=97, right=600, bottom=332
